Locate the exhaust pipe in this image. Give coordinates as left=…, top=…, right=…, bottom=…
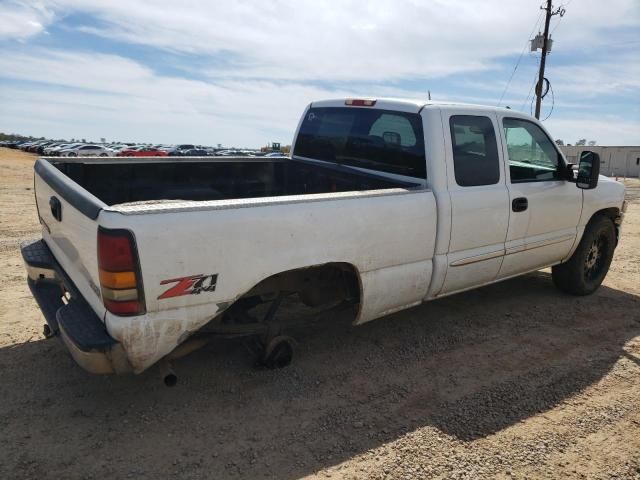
left=163, top=370, right=178, bottom=387
left=159, top=360, right=178, bottom=387
left=160, top=336, right=212, bottom=387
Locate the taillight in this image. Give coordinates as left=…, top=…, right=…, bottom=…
left=345, top=99, right=376, bottom=107
left=97, top=227, right=145, bottom=315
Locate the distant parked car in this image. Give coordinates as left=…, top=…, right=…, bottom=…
left=33, top=142, right=52, bottom=153
left=214, top=149, right=240, bottom=156
left=167, top=144, right=196, bottom=156
left=27, top=142, right=47, bottom=153
left=46, top=143, right=82, bottom=156
left=107, top=145, right=131, bottom=155
left=118, top=147, right=168, bottom=157
left=43, top=144, right=67, bottom=155
left=36, top=142, right=57, bottom=154
left=59, top=145, right=110, bottom=157
left=181, top=148, right=211, bottom=156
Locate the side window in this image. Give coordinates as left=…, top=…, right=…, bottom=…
left=503, top=118, right=561, bottom=182
left=449, top=115, right=500, bottom=187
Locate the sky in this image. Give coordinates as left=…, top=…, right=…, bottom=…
left=0, top=0, right=638, bottom=147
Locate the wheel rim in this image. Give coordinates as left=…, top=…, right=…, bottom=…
left=584, top=233, right=608, bottom=281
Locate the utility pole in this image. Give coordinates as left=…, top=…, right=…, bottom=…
left=534, top=1, right=565, bottom=119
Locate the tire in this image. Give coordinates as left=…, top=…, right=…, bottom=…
left=68, top=152, right=77, bottom=157
left=552, top=215, right=616, bottom=295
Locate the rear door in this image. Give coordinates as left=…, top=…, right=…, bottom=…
left=496, top=115, right=581, bottom=279
left=438, top=110, right=509, bottom=294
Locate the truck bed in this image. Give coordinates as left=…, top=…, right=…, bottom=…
left=46, top=157, right=418, bottom=206
left=33, top=153, right=436, bottom=372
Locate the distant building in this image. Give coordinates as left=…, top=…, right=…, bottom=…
left=560, top=145, right=640, bottom=178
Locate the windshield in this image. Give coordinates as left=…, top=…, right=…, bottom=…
left=293, top=107, right=426, bottom=178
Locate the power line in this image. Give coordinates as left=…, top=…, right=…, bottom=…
left=550, top=0, right=572, bottom=35
left=541, top=81, right=555, bottom=121
left=496, top=10, right=544, bottom=106
left=521, top=75, right=537, bottom=113
left=549, top=16, right=563, bottom=35
left=539, top=39, right=556, bottom=121
left=520, top=55, right=540, bottom=112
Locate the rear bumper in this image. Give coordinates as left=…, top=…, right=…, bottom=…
left=21, top=239, right=132, bottom=374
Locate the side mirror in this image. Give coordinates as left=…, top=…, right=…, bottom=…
left=577, top=151, right=600, bottom=189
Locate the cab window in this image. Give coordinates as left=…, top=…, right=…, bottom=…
left=449, top=115, right=500, bottom=187
left=294, top=107, right=426, bottom=178
left=503, top=118, right=561, bottom=182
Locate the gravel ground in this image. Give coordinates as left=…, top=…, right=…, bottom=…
left=0, top=148, right=639, bottom=480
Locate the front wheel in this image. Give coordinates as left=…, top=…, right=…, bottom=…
left=552, top=215, right=616, bottom=295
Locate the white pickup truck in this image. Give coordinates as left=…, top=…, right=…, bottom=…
left=22, top=98, right=626, bottom=381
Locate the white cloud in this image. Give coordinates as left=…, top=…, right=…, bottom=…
left=0, top=1, right=638, bottom=145
left=551, top=56, right=640, bottom=98
left=0, top=1, right=53, bottom=40
left=546, top=117, right=640, bottom=146
left=0, top=49, right=351, bottom=145
left=2, top=46, right=639, bottom=146
left=19, top=0, right=639, bottom=82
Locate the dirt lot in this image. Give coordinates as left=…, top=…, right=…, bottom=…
left=0, top=147, right=639, bottom=480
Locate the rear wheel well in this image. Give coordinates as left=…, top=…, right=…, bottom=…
left=240, top=262, right=361, bottom=308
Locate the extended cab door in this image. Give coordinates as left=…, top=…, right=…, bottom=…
left=438, top=110, right=509, bottom=294
left=496, top=115, right=581, bottom=278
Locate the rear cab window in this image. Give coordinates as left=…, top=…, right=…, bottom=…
left=293, top=107, right=427, bottom=179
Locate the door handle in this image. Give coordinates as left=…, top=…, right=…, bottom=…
left=49, top=196, right=62, bottom=221
left=512, top=197, right=528, bottom=212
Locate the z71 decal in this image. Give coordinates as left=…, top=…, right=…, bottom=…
left=158, top=274, right=218, bottom=300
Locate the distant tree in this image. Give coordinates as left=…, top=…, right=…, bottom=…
left=555, top=139, right=564, bottom=146
left=588, top=140, right=597, bottom=146
left=100, top=137, right=106, bottom=143
left=575, top=139, right=587, bottom=146
left=81, top=138, right=86, bottom=143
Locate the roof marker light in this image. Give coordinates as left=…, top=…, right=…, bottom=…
left=345, top=99, right=376, bottom=107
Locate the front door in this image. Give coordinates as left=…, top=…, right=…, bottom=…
left=497, top=116, right=581, bottom=279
